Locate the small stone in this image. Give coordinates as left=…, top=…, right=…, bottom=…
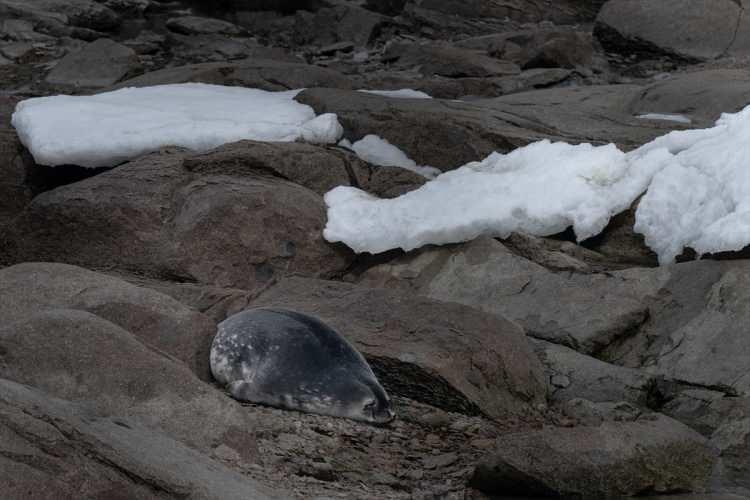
left=423, top=452, right=459, bottom=470
left=318, top=41, right=355, bottom=56
left=551, top=374, right=571, bottom=388
left=212, top=444, right=241, bottom=462
left=425, top=434, right=442, bottom=446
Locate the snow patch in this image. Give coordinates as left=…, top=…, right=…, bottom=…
left=325, top=106, right=750, bottom=263
left=636, top=113, right=692, bottom=124
left=357, top=89, right=432, bottom=99
left=341, top=135, right=441, bottom=179
left=11, top=83, right=343, bottom=168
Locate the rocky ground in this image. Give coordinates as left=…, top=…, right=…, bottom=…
left=2, top=0, right=750, bottom=499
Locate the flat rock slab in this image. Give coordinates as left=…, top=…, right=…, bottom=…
left=609, top=260, right=750, bottom=397
left=114, top=58, right=353, bottom=91
left=250, top=277, right=547, bottom=419
left=0, top=308, right=256, bottom=457
left=0, top=378, right=281, bottom=500
left=46, top=38, right=140, bottom=89
left=166, top=15, right=243, bottom=36
left=471, top=414, right=716, bottom=497
left=0, top=262, right=216, bottom=380
left=360, top=237, right=662, bottom=355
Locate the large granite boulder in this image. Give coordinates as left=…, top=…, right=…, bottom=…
left=0, top=309, right=257, bottom=457
left=471, top=413, right=716, bottom=497
left=0, top=148, right=352, bottom=292
left=595, top=0, right=743, bottom=62
left=0, top=262, right=216, bottom=380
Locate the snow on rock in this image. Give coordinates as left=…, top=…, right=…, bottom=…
left=325, top=140, right=669, bottom=254
left=341, top=135, right=441, bottom=178
left=11, top=83, right=343, bottom=168
left=357, top=89, right=433, bottom=99
left=636, top=113, right=693, bottom=124
left=634, top=108, right=750, bottom=263
left=325, top=106, right=750, bottom=263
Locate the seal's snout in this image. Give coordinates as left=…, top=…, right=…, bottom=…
left=368, top=399, right=395, bottom=424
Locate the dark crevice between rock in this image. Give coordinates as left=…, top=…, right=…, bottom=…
left=593, top=22, right=701, bottom=66
left=24, top=159, right=113, bottom=197
left=365, top=355, right=484, bottom=417
left=645, top=377, right=739, bottom=414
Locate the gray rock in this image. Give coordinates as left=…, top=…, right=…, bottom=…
left=0, top=309, right=257, bottom=457
left=471, top=414, right=716, bottom=497
left=296, top=84, right=691, bottom=172
left=0, top=96, right=32, bottom=229
left=0, top=0, right=121, bottom=32
left=533, top=339, right=656, bottom=406
left=114, top=58, right=352, bottom=91
left=46, top=38, right=140, bottom=89
left=595, top=0, right=741, bottom=62
left=403, top=0, right=606, bottom=30
left=0, top=148, right=352, bottom=292
left=166, top=15, right=243, bottom=36
left=293, top=5, right=389, bottom=47
left=250, top=277, right=548, bottom=419
left=519, top=30, right=595, bottom=70
left=561, top=399, right=642, bottom=426
left=0, top=262, right=216, bottom=380
left=0, top=378, right=281, bottom=499
left=296, top=87, right=553, bottom=170
left=631, top=69, right=750, bottom=128
left=479, top=83, right=693, bottom=152
left=382, top=42, right=520, bottom=78
left=712, top=417, right=750, bottom=490
left=360, top=237, right=662, bottom=355
left=183, top=140, right=368, bottom=196
left=609, top=260, right=750, bottom=397
left=97, top=0, right=149, bottom=15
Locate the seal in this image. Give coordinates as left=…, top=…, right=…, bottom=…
left=210, top=307, right=395, bottom=424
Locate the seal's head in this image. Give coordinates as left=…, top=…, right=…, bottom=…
left=330, top=377, right=395, bottom=425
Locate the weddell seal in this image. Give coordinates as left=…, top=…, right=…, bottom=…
left=210, top=308, right=395, bottom=424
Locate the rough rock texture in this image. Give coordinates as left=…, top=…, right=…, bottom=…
left=45, top=37, right=140, bottom=88
left=166, top=15, right=243, bottom=36
left=382, top=42, right=520, bottom=78
left=0, top=262, right=216, bottom=380
left=0, top=378, right=280, bottom=500
left=297, top=85, right=691, bottom=171
left=608, top=260, right=750, bottom=397
left=293, top=5, right=389, bottom=47
left=113, top=58, right=353, bottom=91
left=296, top=87, right=550, bottom=170
left=250, top=277, right=548, bottom=419
left=595, top=0, right=742, bottom=62
left=0, top=0, right=121, bottom=33
left=360, top=237, right=662, bottom=355
left=0, top=309, right=258, bottom=457
left=0, top=95, right=32, bottom=228
left=183, top=140, right=368, bottom=196
left=471, top=414, right=716, bottom=497
left=0, top=149, right=352, bottom=292
left=533, top=339, right=657, bottom=406
left=630, top=69, right=750, bottom=127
